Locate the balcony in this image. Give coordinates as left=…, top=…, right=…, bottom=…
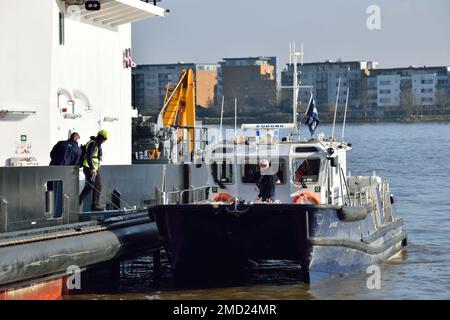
left=79, top=0, right=165, bottom=27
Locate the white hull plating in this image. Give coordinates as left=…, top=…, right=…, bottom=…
left=0, top=0, right=164, bottom=166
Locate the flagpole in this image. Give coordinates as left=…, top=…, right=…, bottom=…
left=331, top=77, right=341, bottom=141
left=301, top=91, right=313, bottom=130
left=234, top=98, right=237, bottom=144
left=304, top=91, right=313, bottom=119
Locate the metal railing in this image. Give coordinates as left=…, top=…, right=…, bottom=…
left=180, top=185, right=211, bottom=204
left=156, top=185, right=211, bottom=205
left=351, top=186, right=372, bottom=207
left=174, top=126, right=209, bottom=163
left=381, top=180, right=393, bottom=223
left=350, top=180, right=394, bottom=227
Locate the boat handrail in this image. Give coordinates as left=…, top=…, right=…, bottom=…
left=159, top=185, right=212, bottom=204
left=351, top=185, right=375, bottom=207
left=180, top=185, right=212, bottom=204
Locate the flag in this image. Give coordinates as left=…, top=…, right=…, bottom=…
left=304, top=93, right=320, bottom=136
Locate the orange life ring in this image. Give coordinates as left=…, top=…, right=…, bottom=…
left=293, top=192, right=320, bottom=205
left=213, top=193, right=235, bottom=204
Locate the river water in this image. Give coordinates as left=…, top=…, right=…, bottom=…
left=66, top=122, right=450, bottom=300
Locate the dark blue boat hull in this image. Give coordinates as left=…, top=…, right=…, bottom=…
left=149, top=204, right=407, bottom=284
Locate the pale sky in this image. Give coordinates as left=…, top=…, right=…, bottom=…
left=132, top=0, right=450, bottom=70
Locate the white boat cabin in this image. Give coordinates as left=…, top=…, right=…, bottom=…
left=206, top=126, right=353, bottom=206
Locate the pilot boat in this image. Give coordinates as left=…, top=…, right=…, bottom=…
left=148, top=46, right=407, bottom=284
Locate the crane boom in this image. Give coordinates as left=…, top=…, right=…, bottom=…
left=158, top=68, right=196, bottom=153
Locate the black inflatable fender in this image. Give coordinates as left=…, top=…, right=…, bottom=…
left=337, top=206, right=368, bottom=222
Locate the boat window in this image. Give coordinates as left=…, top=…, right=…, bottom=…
left=211, top=162, right=233, bottom=184
left=293, top=158, right=321, bottom=184
left=294, top=146, right=320, bottom=153
left=242, top=160, right=285, bottom=184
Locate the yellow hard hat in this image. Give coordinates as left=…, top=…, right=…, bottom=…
left=98, top=130, right=109, bottom=140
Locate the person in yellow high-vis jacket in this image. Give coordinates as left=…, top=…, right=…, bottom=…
left=79, top=130, right=109, bottom=211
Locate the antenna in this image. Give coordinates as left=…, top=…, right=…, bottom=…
left=219, top=96, right=224, bottom=142
left=341, top=87, right=350, bottom=142
left=331, top=77, right=341, bottom=141
left=289, top=43, right=292, bottom=65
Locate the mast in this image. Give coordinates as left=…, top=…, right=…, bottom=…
left=289, top=42, right=304, bottom=131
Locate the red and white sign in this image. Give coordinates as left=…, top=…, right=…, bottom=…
left=123, top=48, right=136, bottom=69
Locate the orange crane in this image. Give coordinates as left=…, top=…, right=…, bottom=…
left=157, top=68, right=197, bottom=154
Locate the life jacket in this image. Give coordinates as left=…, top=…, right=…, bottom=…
left=82, top=139, right=101, bottom=170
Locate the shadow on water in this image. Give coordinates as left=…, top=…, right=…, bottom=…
left=65, top=252, right=317, bottom=300
left=65, top=239, right=448, bottom=300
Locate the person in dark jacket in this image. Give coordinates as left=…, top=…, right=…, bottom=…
left=49, top=132, right=82, bottom=166
left=256, top=159, right=278, bottom=202
left=79, top=130, right=109, bottom=211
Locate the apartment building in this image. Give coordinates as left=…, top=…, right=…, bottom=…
left=218, top=57, right=277, bottom=111
left=132, top=63, right=218, bottom=114
left=367, top=66, right=450, bottom=110
left=281, top=60, right=378, bottom=111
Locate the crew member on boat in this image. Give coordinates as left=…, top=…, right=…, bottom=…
left=79, top=130, right=109, bottom=211
left=256, top=159, right=278, bottom=203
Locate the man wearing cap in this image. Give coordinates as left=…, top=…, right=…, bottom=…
left=256, top=159, right=279, bottom=203
left=79, top=130, right=109, bottom=211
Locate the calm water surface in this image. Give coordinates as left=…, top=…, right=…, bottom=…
left=66, top=122, right=450, bottom=300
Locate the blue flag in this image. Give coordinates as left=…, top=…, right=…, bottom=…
left=304, top=94, right=320, bottom=136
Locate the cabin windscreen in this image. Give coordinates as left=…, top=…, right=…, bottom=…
left=293, top=158, right=321, bottom=184
left=241, top=159, right=286, bottom=184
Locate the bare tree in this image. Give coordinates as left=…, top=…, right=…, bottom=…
left=400, top=88, right=415, bottom=116
left=435, top=89, right=449, bottom=114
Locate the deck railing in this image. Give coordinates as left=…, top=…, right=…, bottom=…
left=350, top=180, right=394, bottom=226
left=156, top=185, right=211, bottom=205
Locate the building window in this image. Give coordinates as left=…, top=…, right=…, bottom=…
left=379, top=89, right=391, bottom=94
left=379, top=80, right=391, bottom=86
left=421, top=79, right=433, bottom=85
